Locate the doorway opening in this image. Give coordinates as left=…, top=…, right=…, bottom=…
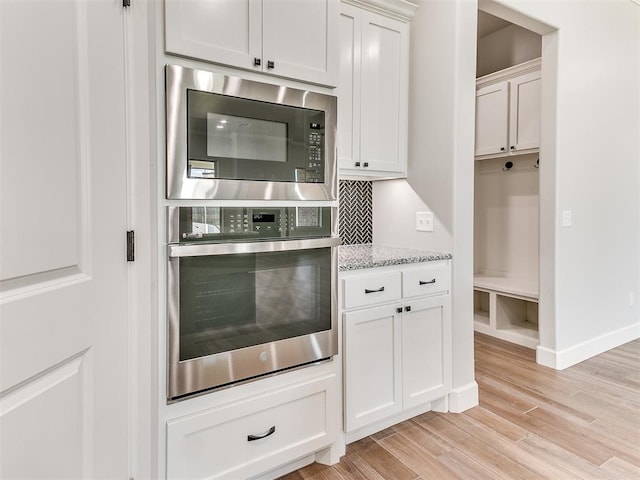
left=472, top=5, right=557, bottom=362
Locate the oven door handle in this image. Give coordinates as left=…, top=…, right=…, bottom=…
left=168, top=236, right=341, bottom=258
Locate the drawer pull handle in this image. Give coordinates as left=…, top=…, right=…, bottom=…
left=419, top=279, right=436, bottom=285
left=364, top=286, right=385, bottom=294
left=247, top=426, right=276, bottom=442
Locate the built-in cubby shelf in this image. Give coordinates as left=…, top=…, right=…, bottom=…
left=473, top=276, right=539, bottom=349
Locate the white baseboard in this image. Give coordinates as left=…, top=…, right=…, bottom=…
left=345, top=402, right=434, bottom=444
left=536, top=323, right=640, bottom=370
left=447, top=381, right=479, bottom=413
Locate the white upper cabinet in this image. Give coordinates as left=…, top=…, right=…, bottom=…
left=475, top=58, right=541, bottom=158
left=165, top=0, right=339, bottom=87
left=475, top=82, right=509, bottom=156
left=338, top=0, right=416, bottom=179
left=509, top=70, right=542, bottom=151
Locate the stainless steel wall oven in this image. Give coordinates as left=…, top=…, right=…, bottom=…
left=165, top=64, right=337, bottom=201
left=167, top=206, right=339, bottom=401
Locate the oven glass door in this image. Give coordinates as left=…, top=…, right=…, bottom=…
left=168, top=238, right=339, bottom=400
left=179, top=248, right=330, bottom=360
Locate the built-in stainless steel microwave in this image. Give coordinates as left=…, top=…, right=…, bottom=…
left=165, top=64, right=337, bottom=201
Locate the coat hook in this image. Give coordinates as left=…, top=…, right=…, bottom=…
left=502, top=161, right=513, bottom=171
left=534, top=158, right=540, bottom=168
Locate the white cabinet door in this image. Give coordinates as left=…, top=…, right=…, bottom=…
left=337, top=4, right=361, bottom=170
left=338, top=5, right=409, bottom=177
left=164, top=0, right=338, bottom=86
left=509, top=70, right=541, bottom=152
left=475, top=81, right=509, bottom=156
left=359, top=11, right=408, bottom=174
left=262, top=0, right=338, bottom=86
left=165, top=0, right=262, bottom=72
left=344, top=304, right=402, bottom=432
left=0, top=0, right=130, bottom=477
left=402, top=297, right=451, bottom=409
left=475, top=60, right=541, bottom=158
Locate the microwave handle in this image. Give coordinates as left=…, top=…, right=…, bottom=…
left=168, top=236, right=341, bottom=258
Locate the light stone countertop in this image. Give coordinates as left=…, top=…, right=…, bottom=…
left=338, top=244, right=452, bottom=272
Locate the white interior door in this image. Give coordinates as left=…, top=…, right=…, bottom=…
left=0, top=0, right=130, bottom=477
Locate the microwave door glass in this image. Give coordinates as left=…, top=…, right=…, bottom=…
left=206, top=113, right=287, bottom=163
left=186, top=88, right=325, bottom=184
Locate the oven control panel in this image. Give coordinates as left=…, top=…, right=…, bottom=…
left=223, top=208, right=284, bottom=235
left=173, top=206, right=332, bottom=243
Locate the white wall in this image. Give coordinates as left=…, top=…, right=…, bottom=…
left=373, top=0, right=480, bottom=411
left=479, top=0, right=640, bottom=367
left=373, top=180, right=450, bottom=251
left=375, top=0, right=639, bottom=372
left=474, top=154, right=539, bottom=282
left=476, top=24, right=541, bottom=76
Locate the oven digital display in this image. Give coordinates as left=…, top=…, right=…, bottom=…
left=252, top=213, right=276, bottom=223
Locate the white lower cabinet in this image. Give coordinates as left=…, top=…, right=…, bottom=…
left=166, top=374, right=338, bottom=479
left=401, top=296, right=450, bottom=409
left=344, top=304, right=402, bottom=432
left=342, top=262, right=451, bottom=441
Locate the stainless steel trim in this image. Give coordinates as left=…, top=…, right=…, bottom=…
left=167, top=242, right=339, bottom=400
left=165, top=64, right=338, bottom=201
left=168, top=236, right=341, bottom=258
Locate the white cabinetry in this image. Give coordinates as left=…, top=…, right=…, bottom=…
left=344, top=303, right=402, bottom=431
left=164, top=0, right=338, bottom=87
left=474, top=277, right=539, bottom=349
left=341, top=262, right=451, bottom=442
left=475, top=58, right=541, bottom=158
left=338, top=0, right=416, bottom=178
left=165, top=370, right=339, bottom=479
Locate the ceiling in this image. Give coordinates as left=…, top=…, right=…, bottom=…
left=477, top=11, right=511, bottom=38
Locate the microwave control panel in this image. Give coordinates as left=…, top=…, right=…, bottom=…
left=305, top=125, right=324, bottom=183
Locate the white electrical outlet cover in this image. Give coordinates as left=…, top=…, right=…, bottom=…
left=416, top=212, right=434, bottom=232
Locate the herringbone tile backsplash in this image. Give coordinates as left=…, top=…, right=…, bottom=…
left=339, top=180, right=372, bottom=245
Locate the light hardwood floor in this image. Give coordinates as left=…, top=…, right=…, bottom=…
left=280, top=333, right=640, bottom=479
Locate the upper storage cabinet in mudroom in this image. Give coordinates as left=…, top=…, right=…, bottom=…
left=164, top=0, right=339, bottom=87
left=338, top=0, right=416, bottom=179
left=475, top=58, right=541, bottom=158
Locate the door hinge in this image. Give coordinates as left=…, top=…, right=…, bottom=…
left=127, top=230, right=135, bottom=262
left=123, top=0, right=131, bottom=7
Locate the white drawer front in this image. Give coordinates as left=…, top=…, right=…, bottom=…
left=402, top=264, right=450, bottom=298
left=343, top=271, right=402, bottom=309
left=166, top=375, right=337, bottom=479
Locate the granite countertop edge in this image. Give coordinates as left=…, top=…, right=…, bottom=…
left=338, top=244, right=452, bottom=272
